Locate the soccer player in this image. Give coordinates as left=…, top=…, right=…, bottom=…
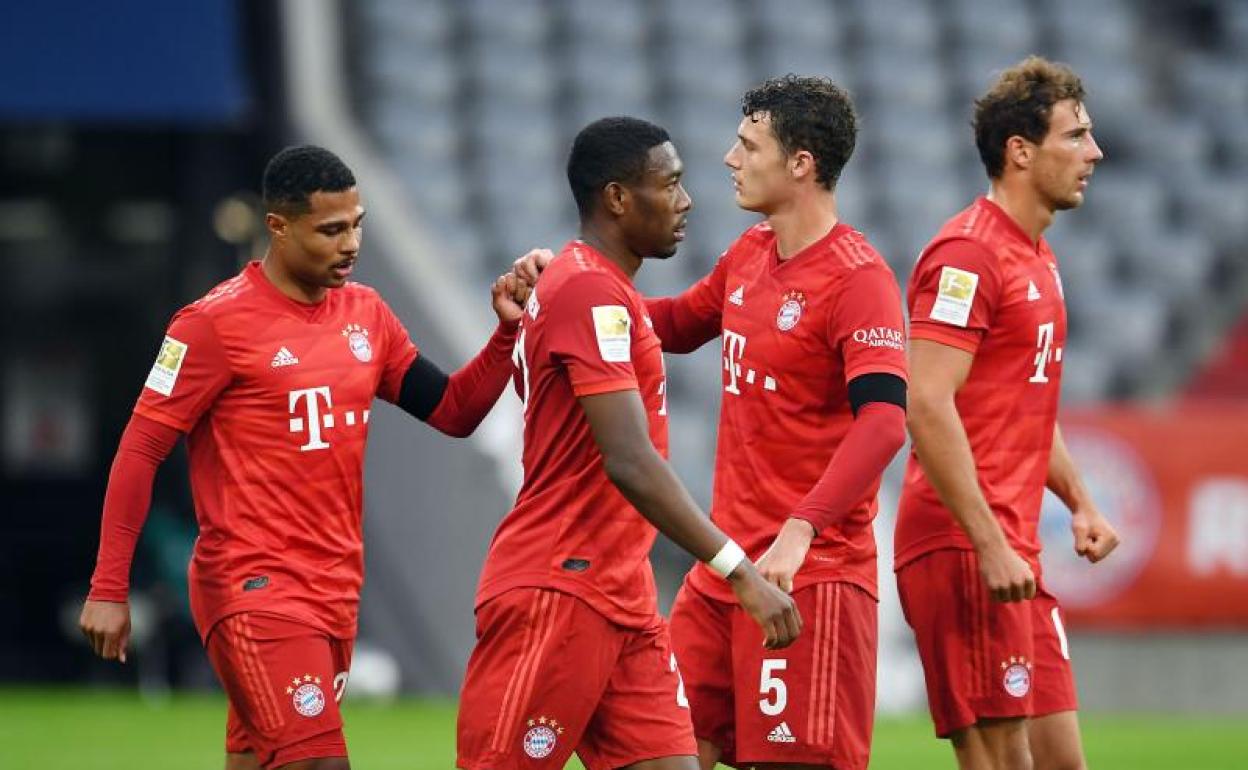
left=657, top=76, right=907, bottom=770
left=456, top=117, right=800, bottom=770
left=513, top=76, right=909, bottom=770
left=895, top=57, right=1120, bottom=770
left=79, top=145, right=526, bottom=770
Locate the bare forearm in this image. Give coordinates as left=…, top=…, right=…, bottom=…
left=908, top=394, right=1005, bottom=550
left=1047, top=424, right=1091, bottom=511
left=603, top=450, right=727, bottom=562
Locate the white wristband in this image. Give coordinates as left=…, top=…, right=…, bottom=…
left=707, top=540, right=747, bottom=579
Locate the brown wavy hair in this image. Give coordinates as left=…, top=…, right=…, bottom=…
left=974, top=56, right=1086, bottom=179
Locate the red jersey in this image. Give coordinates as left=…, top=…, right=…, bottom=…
left=133, top=262, right=417, bottom=639
left=650, top=222, right=907, bottom=602
left=474, top=241, right=669, bottom=629
left=895, top=197, right=1068, bottom=570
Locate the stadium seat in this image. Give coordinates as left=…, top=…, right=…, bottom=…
left=354, top=0, right=1248, bottom=408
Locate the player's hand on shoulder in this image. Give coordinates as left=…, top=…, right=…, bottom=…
left=492, top=273, right=530, bottom=324
left=79, top=599, right=132, bottom=664
left=511, top=248, right=555, bottom=287
left=977, top=541, right=1036, bottom=603
left=728, top=561, right=802, bottom=649
left=755, top=517, right=817, bottom=593
left=1071, top=505, right=1120, bottom=564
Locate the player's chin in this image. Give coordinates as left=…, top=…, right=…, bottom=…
left=1054, top=191, right=1085, bottom=211
left=319, top=268, right=347, bottom=286
left=324, top=258, right=356, bottom=285
left=734, top=192, right=765, bottom=214
left=651, top=242, right=680, bottom=260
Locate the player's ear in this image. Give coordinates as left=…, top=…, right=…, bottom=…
left=602, top=181, right=629, bottom=217
left=265, top=211, right=289, bottom=238
left=1005, top=135, right=1033, bottom=171
left=790, top=149, right=816, bottom=182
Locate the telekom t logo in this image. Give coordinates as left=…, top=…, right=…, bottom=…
left=289, top=386, right=333, bottom=451
left=1029, top=321, right=1061, bottom=384
left=722, top=330, right=747, bottom=395
left=721, top=328, right=778, bottom=395
left=288, top=386, right=370, bottom=450
left=289, top=386, right=334, bottom=446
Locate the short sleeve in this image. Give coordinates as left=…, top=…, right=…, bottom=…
left=133, top=308, right=233, bottom=432
left=907, top=239, right=1003, bottom=354
left=546, top=272, right=640, bottom=397
left=375, top=298, right=419, bottom=404
left=829, top=264, right=909, bottom=383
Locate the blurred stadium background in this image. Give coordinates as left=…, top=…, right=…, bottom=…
left=2, top=0, right=1246, bottom=766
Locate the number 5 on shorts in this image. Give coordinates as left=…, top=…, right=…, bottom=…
left=758, top=658, right=787, bottom=716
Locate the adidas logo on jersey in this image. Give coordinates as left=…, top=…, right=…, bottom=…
left=766, top=722, right=797, bottom=743
left=729, top=285, right=745, bottom=306
left=271, top=347, right=300, bottom=368
left=1027, top=281, right=1041, bottom=301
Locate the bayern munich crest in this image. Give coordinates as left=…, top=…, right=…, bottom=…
left=287, top=674, right=326, bottom=717
left=342, top=323, right=373, bottom=363
left=1001, top=657, right=1033, bottom=698
left=522, top=716, right=563, bottom=759
left=776, top=290, right=806, bottom=332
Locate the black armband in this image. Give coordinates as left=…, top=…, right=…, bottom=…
left=847, top=373, right=907, bottom=416
left=397, top=355, right=450, bottom=421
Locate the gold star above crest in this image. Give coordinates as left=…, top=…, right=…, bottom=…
left=292, top=678, right=302, bottom=687
left=538, top=716, right=548, bottom=725
left=527, top=719, right=535, bottom=727
left=286, top=687, right=294, bottom=694
left=304, top=674, right=313, bottom=682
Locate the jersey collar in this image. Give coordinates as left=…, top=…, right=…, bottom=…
left=977, top=196, right=1047, bottom=256
left=244, top=260, right=333, bottom=318
left=769, top=221, right=852, bottom=273
left=567, top=240, right=633, bottom=284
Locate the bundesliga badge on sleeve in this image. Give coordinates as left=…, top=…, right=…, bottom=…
left=930, top=266, right=978, bottom=327
left=591, top=305, right=631, bottom=362
left=145, top=335, right=188, bottom=396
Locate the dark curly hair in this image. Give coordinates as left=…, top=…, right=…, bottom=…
left=741, top=75, right=858, bottom=190
left=568, top=116, right=672, bottom=217
left=262, top=145, right=356, bottom=216
left=974, top=56, right=1086, bottom=179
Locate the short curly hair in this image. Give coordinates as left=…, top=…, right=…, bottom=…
left=974, top=56, right=1086, bottom=179
left=262, top=145, right=356, bottom=216
left=741, top=75, right=858, bottom=190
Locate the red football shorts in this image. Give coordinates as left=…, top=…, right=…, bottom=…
left=897, top=549, right=1078, bottom=738
left=205, top=612, right=354, bottom=769
left=457, top=587, right=697, bottom=770
left=669, top=577, right=877, bottom=770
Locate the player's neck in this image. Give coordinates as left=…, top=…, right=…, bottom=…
left=767, top=191, right=839, bottom=261
left=578, top=225, right=642, bottom=279
left=987, top=179, right=1054, bottom=244
left=261, top=253, right=328, bottom=304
